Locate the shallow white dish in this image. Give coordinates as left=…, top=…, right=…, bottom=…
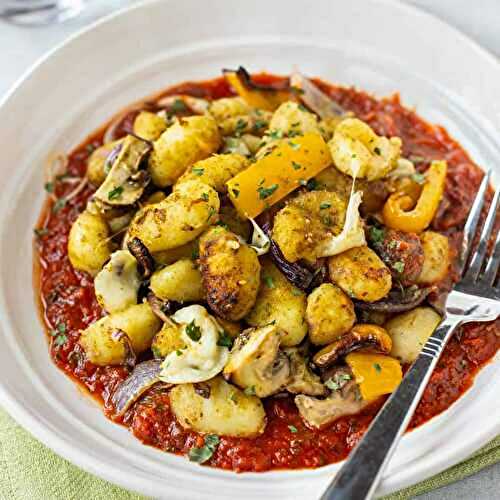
left=0, top=0, right=498, bottom=498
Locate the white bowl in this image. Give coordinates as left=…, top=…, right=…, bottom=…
left=0, top=0, right=498, bottom=498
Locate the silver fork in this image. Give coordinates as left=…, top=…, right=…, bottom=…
left=321, top=170, right=500, bottom=500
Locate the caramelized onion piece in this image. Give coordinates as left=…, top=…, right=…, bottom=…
left=112, top=359, right=165, bottom=416
left=355, top=286, right=432, bottom=313
left=127, top=237, right=155, bottom=278
left=110, top=329, right=136, bottom=368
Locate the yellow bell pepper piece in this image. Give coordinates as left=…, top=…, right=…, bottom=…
left=226, top=132, right=331, bottom=219
left=224, top=71, right=290, bottom=112
left=382, top=160, right=447, bottom=233
left=345, top=352, right=402, bottom=401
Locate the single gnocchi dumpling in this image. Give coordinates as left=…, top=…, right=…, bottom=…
left=127, top=179, right=219, bottom=253
left=148, top=114, right=221, bottom=187
left=328, top=118, right=402, bottom=180
left=68, top=210, right=112, bottom=276
left=133, top=111, right=167, bottom=141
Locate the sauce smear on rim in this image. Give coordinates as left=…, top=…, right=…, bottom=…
left=34, top=74, right=500, bottom=472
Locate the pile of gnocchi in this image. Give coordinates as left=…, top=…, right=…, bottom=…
left=66, top=68, right=449, bottom=439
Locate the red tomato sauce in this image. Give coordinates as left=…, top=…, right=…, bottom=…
left=34, top=74, right=500, bottom=472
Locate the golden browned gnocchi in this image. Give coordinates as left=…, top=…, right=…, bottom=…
left=86, top=139, right=123, bottom=186
left=127, top=179, right=219, bottom=253
left=151, top=322, right=185, bottom=358
left=148, top=114, right=221, bottom=187
left=328, top=246, right=392, bottom=302
left=169, top=376, right=266, bottom=437
left=79, top=303, right=162, bottom=365
left=68, top=210, right=112, bottom=276
left=199, top=226, right=260, bottom=321
left=246, top=258, right=307, bottom=347
left=150, top=258, right=204, bottom=302
left=417, top=231, right=450, bottom=284
left=306, top=283, right=356, bottom=345
left=133, top=111, right=167, bottom=141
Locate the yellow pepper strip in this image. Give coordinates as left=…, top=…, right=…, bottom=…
left=346, top=352, right=403, bottom=401
left=224, top=71, right=290, bottom=112
left=226, top=132, right=331, bottom=219
left=382, top=160, right=447, bottom=233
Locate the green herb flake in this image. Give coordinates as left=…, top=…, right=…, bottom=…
left=268, top=129, right=283, bottom=140
left=288, top=141, right=300, bottom=150
left=264, top=275, right=275, bottom=289
left=171, top=98, right=187, bottom=113
left=393, top=261, right=405, bottom=274
left=305, top=179, right=318, bottom=191
left=34, top=228, right=49, bottom=238
left=235, top=118, right=248, bottom=136
left=253, top=119, right=267, bottom=131
left=217, top=331, right=233, bottom=348
left=201, top=192, right=209, bottom=202
left=54, top=334, right=68, bottom=347
left=369, top=226, right=385, bottom=245
left=230, top=392, right=238, bottom=403
left=291, top=289, right=303, bottom=297
left=412, top=172, right=426, bottom=185
left=176, top=349, right=183, bottom=356
left=191, top=247, right=200, bottom=260
left=257, top=183, right=279, bottom=200
left=185, top=320, right=202, bottom=342
left=291, top=161, right=302, bottom=171
left=206, top=206, right=216, bottom=221
left=188, top=434, right=220, bottom=464
left=373, top=147, right=381, bottom=156
left=44, top=182, right=54, bottom=193
left=231, top=188, right=240, bottom=198
left=325, top=379, right=340, bottom=391
left=288, top=425, right=298, bottom=433
left=374, top=363, right=382, bottom=373
left=298, top=104, right=308, bottom=112
left=320, top=202, right=331, bottom=210
left=244, top=386, right=256, bottom=396
left=192, top=167, right=205, bottom=176
left=151, top=346, right=162, bottom=358
left=108, top=186, right=124, bottom=201
left=52, top=198, right=67, bottom=213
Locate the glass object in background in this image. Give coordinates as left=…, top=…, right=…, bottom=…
left=0, top=0, right=85, bottom=25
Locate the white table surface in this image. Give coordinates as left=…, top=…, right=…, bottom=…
left=0, top=1, right=498, bottom=498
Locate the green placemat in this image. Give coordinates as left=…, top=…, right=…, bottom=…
left=0, top=407, right=498, bottom=500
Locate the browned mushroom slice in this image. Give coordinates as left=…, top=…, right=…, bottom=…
left=146, top=292, right=176, bottom=324
left=127, top=237, right=155, bottom=278
left=295, top=367, right=371, bottom=428
left=112, top=359, right=165, bottom=416
left=313, top=324, right=392, bottom=368
left=354, top=285, right=432, bottom=313
left=94, top=134, right=152, bottom=207
left=285, top=347, right=326, bottom=396
left=223, top=325, right=291, bottom=397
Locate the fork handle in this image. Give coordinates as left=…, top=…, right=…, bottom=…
left=320, top=317, right=461, bottom=500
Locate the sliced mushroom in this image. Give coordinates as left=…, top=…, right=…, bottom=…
left=94, top=134, right=151, bottom=208
left=94, top=250, right=141, bottom=314
left=295, top=367, right=371, bottom=428
left=354, top=285, right=432, bottom=313
left=127, top=237, right=155, bottom=278
left=223, top=325, right=291, bottom=397
left=146, top=292, right=176, bottom=323
left=111, top=359, right=165, bottom=416
left=313, top=324, right=392, bottom=368
left=285, top=347, right=326, bottom=396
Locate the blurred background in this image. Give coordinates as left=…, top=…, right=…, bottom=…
left=0, top=1, right=498, bottom=499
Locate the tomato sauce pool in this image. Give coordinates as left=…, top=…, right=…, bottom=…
left=34, top=74, right=500, bottom=472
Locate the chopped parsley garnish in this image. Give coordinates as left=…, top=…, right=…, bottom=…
left=206, top=206, right=216, bottom=221
left=268, top=129, right=283, bottom=140
left=108, top=186, right=124, bottom=200
left=291, top=289, right=303, bottom=297
left=52, top=198, right=67, bottom=213
left=235, top=118, right=248, bottom=135
left=373, top=146, right=381, bottom=156
left=412, top=172, right=426, bottom=184
left=288, top=425, right=298, bottom=433
left=320, top=202, right=331, bottom=210
left=373, top=363, right=382, bottom=373
left=201, top=192, right=209, bottom=202
left=217, top=331, right=233, bottom=348
left=393, top=261, right=405, bottom=274
left=44, top=182, right=54, bottom=193
left=185, top=320, right=202, bottom=342
left=298, top=104, right=308, bottom=112
left=257, top=184, right=279, bottom=200
left=322, top=215, right=332, bottom=226
left=176, top=349, right=183, bottom=356
left=170, top=98, right=187, bottom=113
left=191, top=247, right=200, bottom=260
left=305, top=179, right=318, bottom=191
left=50, top=323, right=68, bottom=347
left=231, top=188, right=240, bottom=198
left=188, top=434, right=220, bottom=464
left=409, top=155, right=427, bottom=164
left=369, top=226, right=385, bottom=245
left=244, top=386, right=256, bottom=396
left=54, top=334, right=68, bottom=347
left=288, top=141, right=300, bottom=150
left=291, top=161, right=302, bottom=170
left=325, top=379, right=340, bottom=391
left=264, top=275, right=275, bottom=289
left=34, top=228, right=49, bottom=238
left=192, top=167, right=205, bottom=176
left=151, top=346, right=162, bottom=358
left=254, top=119, right=267, bottom=131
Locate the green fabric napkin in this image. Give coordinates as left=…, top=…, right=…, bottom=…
left=0, top=407, right=498, bottom=500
